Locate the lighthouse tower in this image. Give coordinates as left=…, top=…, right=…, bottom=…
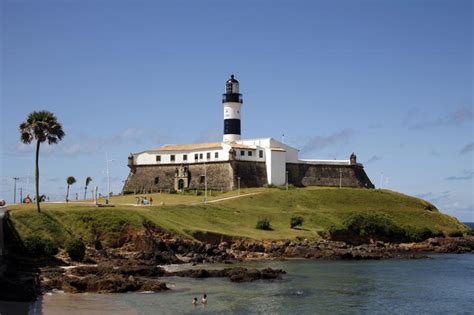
left=222, top=74, right=243, bottom=142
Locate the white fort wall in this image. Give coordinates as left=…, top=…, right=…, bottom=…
left=238, top=138, right=299, bottom=163
left=135, top=148, right=230, bottom=165
left=265, top=148, right=286, bottom=185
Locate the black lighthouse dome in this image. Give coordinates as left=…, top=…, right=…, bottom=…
left=223, top=74, right=243, bottom=103
left=226, top=74, right=239, bottom=84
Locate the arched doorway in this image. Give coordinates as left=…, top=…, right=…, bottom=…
left=178, top=179, right=185, bottom=190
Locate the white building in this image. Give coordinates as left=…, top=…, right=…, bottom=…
left=124, top=75, right=373, bottom=190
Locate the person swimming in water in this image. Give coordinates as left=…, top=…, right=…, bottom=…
left=192, top=297, right=198, bottom=305
left=201, top=294, right=208, bottom=305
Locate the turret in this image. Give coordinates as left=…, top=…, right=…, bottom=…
left=222, top=74, right=243, bottom=142
left=350, top=152, right=357, bottom=165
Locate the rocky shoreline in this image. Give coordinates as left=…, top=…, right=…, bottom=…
left=2, top=232, right=473, bottom=301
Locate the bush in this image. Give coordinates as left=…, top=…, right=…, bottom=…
left=169, top=188, right=177, bottom=194
left=329, top=213, right=405, bottom=243
left=65, top=239, right=86, bottom=261
left=23, top=236, right=46, bottom=257
left=448, top=231, right=463, bottom=237
left=256, top=218, right=272, bottom=230
left=405, top=227, right=443, bottom=242
left=23, top=236, right=58, bottom=257
left=344, top=213, right=404, bottom=239
left=43, top=239, right=59, bottom=256
left=290, top=216, right=304, bottom=229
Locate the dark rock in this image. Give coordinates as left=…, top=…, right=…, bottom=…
left=165, top=267, right=285, bottom=282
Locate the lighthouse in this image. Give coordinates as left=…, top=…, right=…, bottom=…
left=222, top=74, right=243, bottom=142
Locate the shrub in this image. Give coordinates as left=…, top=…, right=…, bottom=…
left=43, top=239, right=59, bottom=256
left=405, top=227, right=443, bottom=242
left=169, top=188, right=177, bottom=194
left=448, top=231, right=463, bottom=237
left=343, top=213, right=404, bottom=239
left=329, top=213, right=405, bottom=243
left=65, top=239, right=86, bottom=261
left=23, top=236, right=46, bottom=257
left=23, top=236, right=58, bottom=257
left=290, top=216, right=304, bottom=229
left=256, top=218, right=272, bottom=230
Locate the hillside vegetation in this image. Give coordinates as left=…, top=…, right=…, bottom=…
left=8, top=187, right=469, bottom=246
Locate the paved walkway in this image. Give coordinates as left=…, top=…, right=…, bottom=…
left=194, top=192, right=260, bottom=205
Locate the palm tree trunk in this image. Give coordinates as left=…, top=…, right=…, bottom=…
left=35, top=140, right=41, bottom=213
left=66, top=185, right=70, bottom=202
left=84, top=186, right=88, bottom=200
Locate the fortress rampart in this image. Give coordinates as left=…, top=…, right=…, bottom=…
left=122, top=160, right=373, bottom=194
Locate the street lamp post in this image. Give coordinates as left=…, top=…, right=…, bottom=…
left=204, top=161, right=207, bottom=204
left=339, top=169, right=342, bottom=189
left=237, top=177, right=241, bottom=196
left=106, top=153, right=115, bottom=204
left=13, top=177, right=19, bottom=204
left=94, top=186, right=99, bottom=206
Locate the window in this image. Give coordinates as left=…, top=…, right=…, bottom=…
left=248, top=151, right=252, bottom=156
left=200, top=175, right=205, bottom=183
left=195, top=153, right=198, bottom=160
left=170, top=155, right=175, bottom=162
left=199, top=153, right=203, bottom=159
left=206, top=152, right=211, bottom=159
left=215, top=152, right=219, bottom=159
left=183, top=154, right=187, bottom=161
left=240, top=150, right=245, bottom=156
left=156, top=155, right=161, bottom=162
left=259, top=150, right=263, bottom=158
left=154, top=177, right=159, bottom=185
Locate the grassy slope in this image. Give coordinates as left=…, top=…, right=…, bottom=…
left=8, top=187, right=469, bottom=245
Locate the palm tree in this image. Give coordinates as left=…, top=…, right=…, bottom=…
left=66, top=176, right=76, bottom=202
left=84, top=177, right=92, bottom=200
left=20, top=111, right=65, bottom=212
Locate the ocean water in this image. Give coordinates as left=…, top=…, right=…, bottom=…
left=1, top=254, right=473, bottom=315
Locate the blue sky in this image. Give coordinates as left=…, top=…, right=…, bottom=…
left=1, top=0, right=472, bottom=221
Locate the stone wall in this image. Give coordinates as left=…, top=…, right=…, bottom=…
left=123, top=162, right=234, bottom=193
left=286, top=163, right=374, bottom=188
left=230, top=161, right=268, bottom=189
left=123, top=160, right=269, bottom=193
left=122, top=161, right=373, bottom=193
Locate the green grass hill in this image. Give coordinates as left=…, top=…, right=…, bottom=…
left=7, top=187, right=469, bottom=247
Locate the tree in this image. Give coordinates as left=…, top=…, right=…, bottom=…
left=20, top=111, right=65, bottom=212
left=84, top=177, right=92, bottom=200
left=66, top=176, right=76, bottom=202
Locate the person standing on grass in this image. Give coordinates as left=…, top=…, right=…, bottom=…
left=150, top=197, right=153, bottom=205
